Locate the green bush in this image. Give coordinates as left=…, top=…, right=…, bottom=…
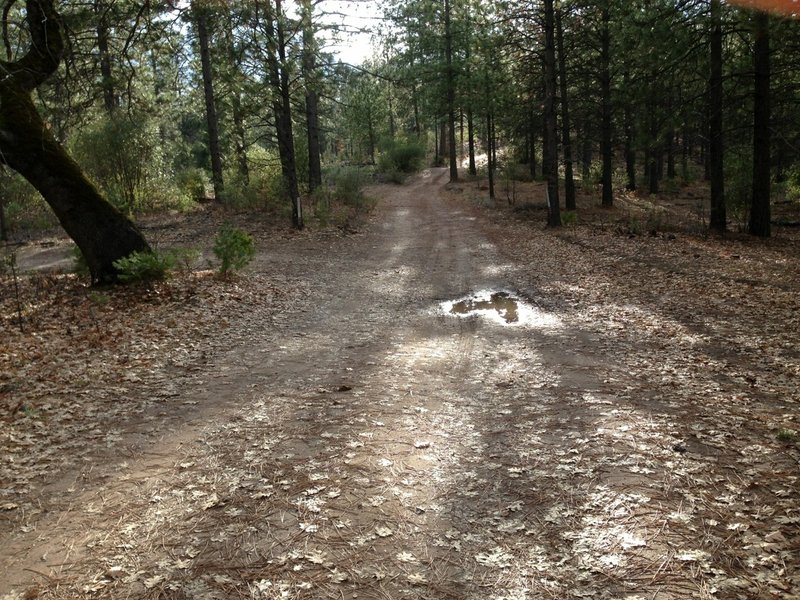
left=0, top=169, right=58, bottom=232
left=176, top=167, right=211, bottom=201
left=222, top=146, right=286, bottom=212
left=213, top=224, right=255, bottom=274
left=113, top=250, right=175, bottom=283
left=71, top=245, right=90, bottom=277
left=725, top=151, right=752, bottom=232
left=562, top=210, right=578, bottom=226
left=378, top=138, right=425, bottom=179
left=332, top=167, right=367, bottom=206
left=72, top=111, right=160, bottom=214
left=785, top=166, right=800, bottom=203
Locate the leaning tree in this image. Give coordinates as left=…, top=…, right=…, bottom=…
left=0, top=0, right=150, bottom=283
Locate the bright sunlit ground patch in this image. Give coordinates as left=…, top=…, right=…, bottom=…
left=439, top=289, right=562, bottom=328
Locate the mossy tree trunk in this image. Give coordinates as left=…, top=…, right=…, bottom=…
left=0, top=0, right=150, bottom=283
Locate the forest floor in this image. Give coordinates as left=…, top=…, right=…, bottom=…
left=1, top=169, right=799, bottom=600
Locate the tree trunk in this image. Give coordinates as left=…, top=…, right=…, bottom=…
left=543, top=0, right=561, bottom=226
left=231, top=90, right=249, bottom=184
left=709, top=0, right=726, bottom=233
left=367, top=107, right=376, bottom=164
left=194, top=3, right=225, bottom=202
left=301, top=0, right=322, bottom=192
left=0, top=0, right=149, bottom=283
left=439, top=120, right=447, bottom=164
left=467, top=107, right=476, bottom=176
left=434, top=121, right=440, bottom=164
left=95, top=0, right=115, bottom=114
left=624, top=91, right=636, bottom=191
left=412, top=83, right=421, bottom=138
left=581, top=128, right=592, bottom=181
left=487, top=112, right=495, bottom=200
left=600, top=3, right=613, bottom=207
left=224, top=14, right=249, bottom=185
left=556, top=9, right=575, bottom=211
left=445, top=0, right=458, bottom=182
left=666, top=129, right=676, bottom=179
left=0, top=173, right=8, bottom=240
left=749, top=11, right=770, bottom=238
left=265, top=0, right=302, bottom=228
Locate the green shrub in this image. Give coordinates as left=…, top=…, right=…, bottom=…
left=332, top=167, right=367, bottom=206
left=725, top=151, right=752, bottom=232
left=785, top=166, right=800, bottom=203
left=170, top=247, right=201, bottom=273
left=176, top=167, right=211, bottom=201
left=222, top=146, right=285, bottom=212
left=311, top=186, right=333, bottom=227
left=71, top=245, right=90, bottom=277
left=112, top=250, right=175, bottom=283
left=562, top=210, right=578, bottom=226
left=72, top=111, right=161, bottom=214
left=378, top=138, right=425, bottom=178
left=213, top=224, right=255, bottom=274
left=0, top=170, right=58, bottom=232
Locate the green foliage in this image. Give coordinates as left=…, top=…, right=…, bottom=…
left=332, top=167, right=368, bottom=206
left=72, top=111, right=154, bottom=213
left=72, top=111, right=188, bottom=215
left=71, top=245, right=90, bottom=277
left=213, top=224, right=256, bottom=274
left=562, top=210, right=578, bottom=226
left=785, top=166, right=800, bottom=203
left=776, top=428, right=797, bottom=443
left=88, top=291, right=111, bottom=306
left=311, top=187, right=332, bottom=227
left=0, top=170, right=58, bottom=232
left=662, top=177, right=681, bottom=195
left=170, top=247, right=201, bottom=273
left=309, top=167, right=374, bottom=229
left=112, top=250, right=176, bottom=283
left=585, top=161, right=603, bottom=186
left=377, top=138, right=426, bottom=181
left=222, top=146, right=285, bottom=212
left=501, top=162, right=534, bottom=183
left=176, top=168, right=211, bottom=201
left=725, top=151, right=753, bottom=232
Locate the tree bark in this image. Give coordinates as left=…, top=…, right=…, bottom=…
left=624, top=88, right=636, bottom=191
left=301, top=0, right=322, bottom=192
left=445, top=0, right=458, bottom=182
left=0, top=172, right=8, bottom=240
left=600, top=3, right=613, bottom=207
left=749, top=10, right=770, bottom=238
left=194, top=3, right=225, bottom=202
left=648, top=110, right=660, bottom=194
left=95, top=0, right=115, bottom=114
left=487, top=111, right=495, bottom=200
left=264, top=0, right=302, bottom=228
left=467, top=107, right=476, bottom=176
left=556, top=9, right=575, bottom=211
left=543, top=0, right=561, bottom=226
left=709, top=0, right=726, bottom=232
left=224, top=14, right=249, bottom=184
left=0, top=0, right=149, bottom=283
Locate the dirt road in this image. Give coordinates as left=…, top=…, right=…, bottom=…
left=2, top=168, right=798, bottom=599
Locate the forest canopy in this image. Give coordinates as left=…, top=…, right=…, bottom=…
left=1, top=0, right=799, bottom=273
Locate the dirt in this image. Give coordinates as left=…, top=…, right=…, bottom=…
left=1, top=168, right=799, bottom=599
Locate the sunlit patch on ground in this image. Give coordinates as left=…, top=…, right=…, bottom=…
left=440, top=289, right=562, bottom=328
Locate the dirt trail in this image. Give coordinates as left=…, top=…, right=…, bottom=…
left=1, top=169, right=797, bottom=599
